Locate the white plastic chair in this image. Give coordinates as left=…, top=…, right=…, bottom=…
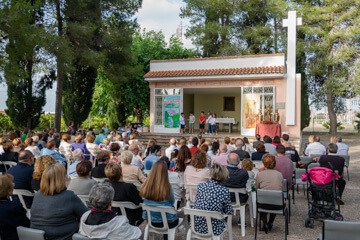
left=318, top=219, right=360, bottom=240
left=92, top=177, right=108, bottom=183
left=143, top=169, right=151, bottom=176
left=112, top=201, right=142, bottom=219
left=12, top=189, right=35, bottom=218
left=141, top=204, right=183, bottom=240
left=77, top=195, right=90, bottom=208
left=17, top=226, right=45, bottom=240
left=228, top=188, right=253, bottom=236
left=184, top=184, right=198, bottom=207
left=124, top=180, right=142, bottom=187
left=170, top=182, right=183, bottom=210
left=0, top=161, right=17, bottom=171
left=84, top=154, right=96, bottom=168
left=183, top=207, right=233, bottom=240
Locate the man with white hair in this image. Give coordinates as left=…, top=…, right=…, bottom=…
left=231, top=139, right=250, bottom=160
left=187, top=136, right=193, bottom=148
left=211, top=144, right=228, bottom=166
left=333, top=136, right=349, bottom=155
left=129, top=143, right=143, bottom=170
left=67, top=148, right=85, bottom=177
left=122, top=132, right=129, bottom=145
left=165, top=138, right=179, bottom=159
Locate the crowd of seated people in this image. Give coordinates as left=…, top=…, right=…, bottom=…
left=0, top=128, right=352, bottom=239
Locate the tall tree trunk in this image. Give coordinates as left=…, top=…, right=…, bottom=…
left=274, top=18, right=278, bottom=53
left=27, top=60, right=33, bottom=130
left=54, top=0, right=63, bottom=132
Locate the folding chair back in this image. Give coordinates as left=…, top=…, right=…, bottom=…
left=12, top=189, right=35, bottom=215
left=309, top=154, right=322, bottom=159
left=256, top=189, right=283, bottom=206
left=183, top=207, right=232, bottom=240
left=17, top=226, right=45, bottom=240
left=111, top=201, right=141, bottom=219
left=184, top=184, right=198, bottom=207
left=300, top=156, right=312, bottom=165
left=322, top=220, right=360, bottom=240
left=0, top=161, right=17, bottom=172
left=77, top=195, right=91, bottom=208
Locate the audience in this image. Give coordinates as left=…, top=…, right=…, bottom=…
left=305, top=136, right=326, bottom=156
left=0, top=174, right=30, bottom=240
left=224, top=136, right=235, bottom=152
left=253, top=134, right=264, bottom=149
left=121, top=151, right=146, bottom=184
left=241, top=158, right=255, bottom=187
left=72, top=135, right=91, bottom=160
left=13, top=138, right=23, bottom=153
left=78, top=183, right=142, bottom=239
left=24, top=138, right=41, bottom=158
left=30, top=164, right=88, bottom=240
left=129, top=144, right=143, bottom=170
left=263, top=136, right=276, bottom=156
left=303, top=135, right=314, bottom=156
left=109, top=143, right=121, bottom=164
left=144, top=145, right=161, bottom=170
left=91, top=150, right=110, bottom=178
left=140, top=160, right=178, bottom=240
left=31, top=155, right=56, bottom=191
left=114, top=134, right=127, bottom=152
left=40, top=141, right=65, bottom=166
left=207, top=141, right=219, bottom=160
left=184, top=150, right=211, bottom=202
left=68, top=161, right=96, bottom=195
left=189, top=137, right=199, bottom=156
left=332, top=136, right=349, bottom=155
left=281, top=134, right=293, bottom=149
left=251, top=143, right=268, bottom=161
left=193, top=163, right=233, bottom=236
left=165, top=138, right=178, bottom=159
left=212, top=144, right=228, bottom=166
left=1, top=142, right=19, bottom=162
left=242, top=137, right=254, bottom=155
left=59, top=133, right=73, bottom=161
left=283, top=142, right=302, bottom=168
left=231, top=139, right=250, bottom=160
left=67, top=148, right=85, bottom=177
left=274, top=145, right=294, bottom=190
left=0, top=137, right=7, bottom=154
left=95, top=129, right=107, bottom=145
left=172, top=145, right=191, bottom=172
left=319, top=143, right=346, bottom=204
left=85, top=134, right=100, bottom=157
left=272, top=136, right=281, bottom=146
left=221, top=153, right=249, bottom=204
left=256, top=154, right=284, bottom=233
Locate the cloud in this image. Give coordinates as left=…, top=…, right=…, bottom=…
left=135, top=0, right=194, bottom=49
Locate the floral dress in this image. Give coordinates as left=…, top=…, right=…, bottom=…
left=109, top=151, right=121, bottom=164
left=193, top=179, right=233, bottom=236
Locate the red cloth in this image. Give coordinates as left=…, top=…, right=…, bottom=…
left=199, top=115, right=206, bottom=124
left=301, top=167, right=340, bottom=185
left=255, top=124, right=281, bottom=138
left=190, top=146, right=199, bottom=157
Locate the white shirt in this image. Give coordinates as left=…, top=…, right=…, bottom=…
left=25, top=146, right=41, bottom=158
left=206, top=116, right=212, bottom=124
left=305, top=142, right=327, bottom=156
left=86, top=143, right=100, bottom=157
left=168, top=171, right=184, bottom=200
left=165, top=145, right=179, bottom=159
left=59, top=140, right=72, bottom=159
left=209, top=117, right=216, bottom=125
left=336, top=142, right=349, bottom=155
left=0, top=145, right=4, bottom=155
left=180, top=116, right=185, bottom=125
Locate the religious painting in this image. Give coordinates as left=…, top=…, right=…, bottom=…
left=164, top=96, right=180, bottom=128
left=242, top=94, right=261, bottom=129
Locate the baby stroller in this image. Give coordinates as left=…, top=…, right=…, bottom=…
left=301, top=162, right=343, bottom=228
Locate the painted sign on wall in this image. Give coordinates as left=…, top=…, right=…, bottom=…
left=164, top=96, right=180, bottom=128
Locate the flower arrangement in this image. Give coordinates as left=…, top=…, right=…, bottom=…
left=262, top=120, right=274, bottom=125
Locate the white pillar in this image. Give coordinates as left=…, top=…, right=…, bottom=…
left=283, top=11, right=302, bottom=125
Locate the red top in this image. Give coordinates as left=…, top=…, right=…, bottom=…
left=190, top=146, right=199, bottom=157
left=199, top=115, right=206, bottom=124
left=272, top=143, right=280, bottom=146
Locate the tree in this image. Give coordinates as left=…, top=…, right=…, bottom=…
left=300, top=0, right=360, bottom=134
left=0, top=0, right=53, bottom=130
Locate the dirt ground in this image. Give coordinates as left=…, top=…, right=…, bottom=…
left=137, top=133, right=360, bottom=239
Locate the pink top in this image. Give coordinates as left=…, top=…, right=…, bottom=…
left=301, top=167, right=340, bottom=185
left=184, top=166, right=210, bottom=201
left=212, top=153, right=228, bottom=166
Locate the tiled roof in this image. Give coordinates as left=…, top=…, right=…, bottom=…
left=0, top=111, right=6, bottom=115
left=150, top=53, right=285, bottom=63
left=144, top=66, right=285, bottom=78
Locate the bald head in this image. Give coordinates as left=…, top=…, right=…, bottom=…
left=169, top=138, right=176, bottom=146
left=235, top=139, right=244, bottom=148
left=219, top=144, right=227, bottom=153
left=227, top=153, right=240, bottom=166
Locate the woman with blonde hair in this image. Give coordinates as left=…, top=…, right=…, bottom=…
left=71, top=135, right=91, bottom=160
left=85, top=134, right=100, bottom=157
left=12, top=137, right=23, bottom=153
left=30, top=164, right=88, bottom=240
left=59, top=133, right=72, bottom=161
left=31, top=155, right=56, bottom=191
left=121, top=150, right=146, bottom=183
left=24, top=138, right=41, bottom=158
left=140, top=160, right=178, bottom=239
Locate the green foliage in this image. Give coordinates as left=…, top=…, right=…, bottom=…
left=34, top=114, right=67, bottom=132
left=81, top=115, right=107, bottom=130
left=354, top=113, right=360, bottom=133
left=322, top=121, right=344, bottom=130
left=0, top=114, right=14, bottom=132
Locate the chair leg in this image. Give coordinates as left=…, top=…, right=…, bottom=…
left=240, top=206, right=245, bottom=237
left=248, top=202, right=254, bottom=227
left=186, top=229, right=192, bottom=240
left=168, top=229, right=176, bottom=240
left=292, top=186, right=295, bottom=204
left=255, top=212, right=258, bottom=240
left=144, top=225, right=149, bottom=240
left=347, top=167, right=350, bottom=181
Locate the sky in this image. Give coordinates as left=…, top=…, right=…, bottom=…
left=0, top=0, right=193, bottom=112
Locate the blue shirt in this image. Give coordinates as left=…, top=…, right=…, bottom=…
left=142, top=188, right=177, bottom=223
left=67, top=161, right=81, bottom=177
left=40, top=148, right=65, bottom=166
left=144, top=153, right=160, bottom=170
left=95, top=133, right=107, bottom=145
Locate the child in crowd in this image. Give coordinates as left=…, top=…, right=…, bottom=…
left=99, top=138, right=110, bottom=150
left=205, top=112, right=213, bottom=135
left=210, top=113, right=217, bottom=135
left=180, top=113, right=185, bottom=134
left=241, top=158, right=255, bottom=183
left=199, top=111, right=206, bottom=134
left=188, top=112, right=195, bottom=134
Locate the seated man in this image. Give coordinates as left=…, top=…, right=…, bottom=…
left=252, top=134, right=264, bottom=149
left=263, top=136, right=276, bottom=156
left=7, top=150, right=34, bottom=208
left=283, top=142, right=302, bottom=168
left=221, top=153, right=249, bottom=205
left=67, top=149, right=85, bottom=177
left=165, top=138, right=179, bottom=159
left=91, top=150, right=110, bottom=178
left=319, top=143, right=346, bottom=203
left=274, top=145, right=294, bottom=190
left=129, top=144, right=143, bottom=170
left=231, top=139, right=250, bottom=160
left=332, top=136, right=349, bottom=156
left=212, top=144, right=228, bottom=166
left=305, top=136, right=326, bottom=156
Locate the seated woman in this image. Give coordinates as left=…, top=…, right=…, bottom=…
left=121, top=151, right=146, bottom=183
left=99, top=138, right=110, bottom=151
left=109, top=143, right=121, bottom=164
left=71, top=135, right=91, bottom=160
left=40, top=141, right=65, bottom=166
left=31, top=155, right=56, bottom=191
left=140, top=161, right=178, bottom=239
left=79, top=183, right=142, bottom=240
left=172, top=145, right=192, bottom=172
left=24, top=138, right=41, bottom=158
left=85, top=134, right=99, bottom=157
left=161, top=156, right=183, bottom=209
left=1, top=142, right=19, bottom=163
left=68, top=161, right=96, bottom=195
left=184, top=150, right=211, bottom=202
left=251, top=143, right=268, bottom=161
left=59, top=134, right=72, bottom=161
left=193, top=163, right=233, bottom=237
left=13, top=138, right=24, bottom=153
left=207, top=141, right=219, bottom=160
left=0, top=174, right=30, bottom=240
left=105, top=163, right=143, bottom=226
left=256, top=154, right=284, bottom=233
left=30, top=164, right=89, bottom=240
left=91, top=150, right=110, bottom=178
